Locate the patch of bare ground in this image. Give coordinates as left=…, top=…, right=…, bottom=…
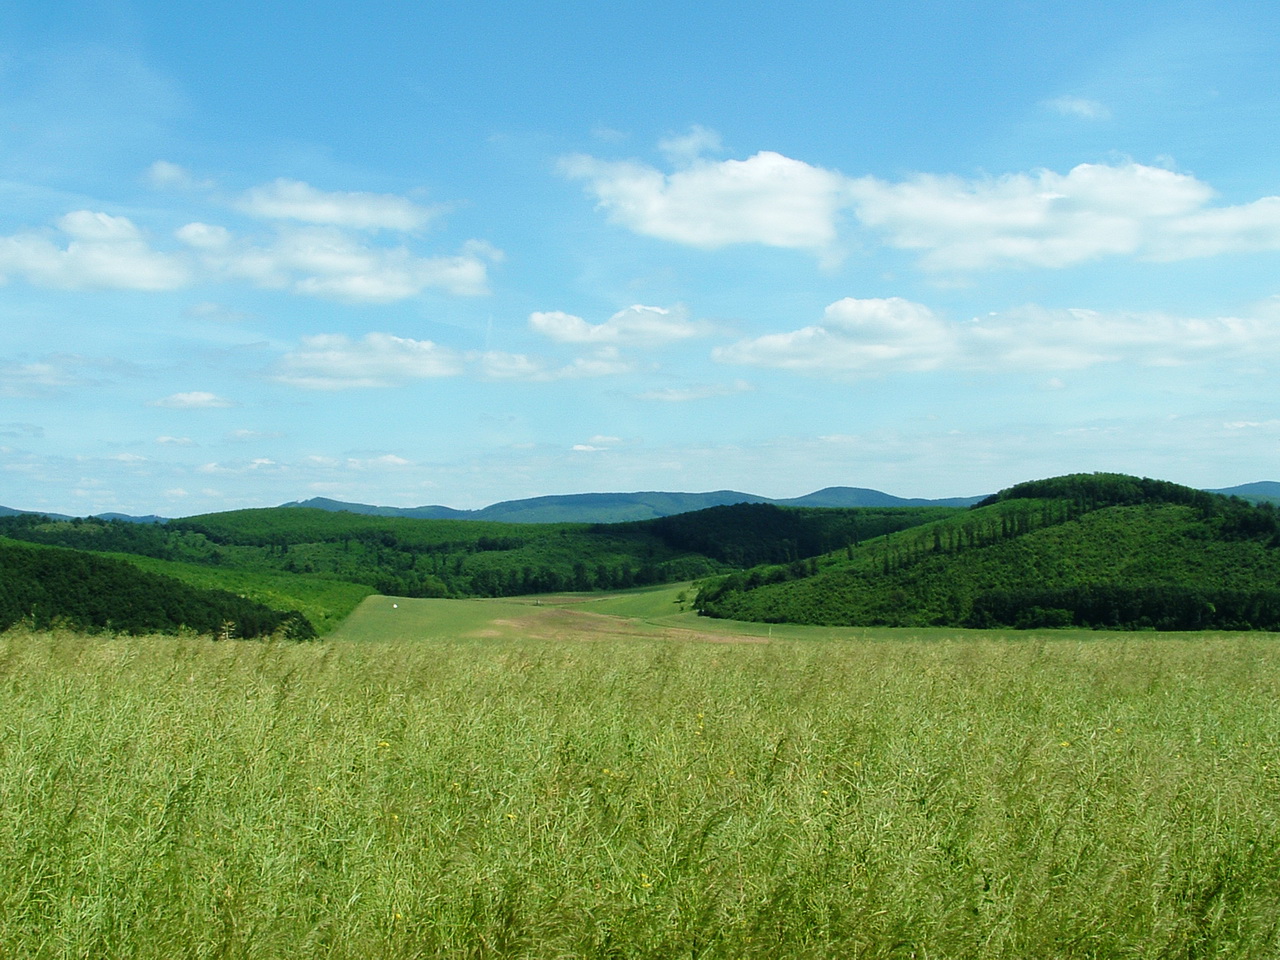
left=472, top=607, right=767, bottom=643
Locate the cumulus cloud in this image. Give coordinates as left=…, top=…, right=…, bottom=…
left=560, top=150, right=850, bottom=255
left=848, top=162, right=1280, bottom=269
left=529, top=304, right=702, bottom=345
left=565, top=138, right=1280, bottom=271
left=150, top=391, right=235, bottom=408
left=848, top=163, right=1213, bottom=269
left=0, top=176, right=497, bottom=304
left=0, top=211, right=190, bottom=290
left=716, top=297, right=1280, bottom=377
left=237, top=178, right=438, bottom=231
left=275, top=332, right=464, bottom=389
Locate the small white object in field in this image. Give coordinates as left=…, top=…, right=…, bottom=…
left=392, top=603, right=398, bottom=609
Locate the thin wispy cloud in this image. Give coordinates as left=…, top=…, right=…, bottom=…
left=529, top=304, right=702, bottom=346
left=635, top=380, right=754, bottom=402
left=149, top=391, right=235, bottom=409
left=1044, top=96, right=1112, bottom=120
left=275, top=333, right=464, bottom=389
left=716, top=298, right=1280, bottom=377
left=236, top=179, right=440, bottom=231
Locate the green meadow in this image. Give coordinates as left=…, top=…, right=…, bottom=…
left=3, top=586, right=1279, bottom=958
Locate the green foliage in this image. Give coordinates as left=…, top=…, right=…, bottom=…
left=0, top=504, right=951, bottom=615
left=976, top=471, right=1221, bottom=512
left=634, top=502, right=953, bottom=567
left=697, top=475, right=1280, bottom=630
left=0, top=539, right=316, bottom=638
left=113, top=555, right=374, bottom=635
left=3, top=626, right=1280, bottom=957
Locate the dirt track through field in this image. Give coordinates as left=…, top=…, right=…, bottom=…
left=473, top=607, right=768, bottom=644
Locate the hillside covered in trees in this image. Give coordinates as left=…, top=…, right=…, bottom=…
left=0, top=539, right=316, bottom=638
left=0, top=503, right=947, bottom=636
left=0, top=503, right=946, bottom=601
left=7, top=473, right=1278, bottom=637
left=695, top=474, right=1280, bottom=631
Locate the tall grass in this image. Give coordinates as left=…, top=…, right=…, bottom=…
left=2, top=625, right=1279, bottom=957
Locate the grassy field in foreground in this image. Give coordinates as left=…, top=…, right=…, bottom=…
left=3, top=613, right=1280, bottom=958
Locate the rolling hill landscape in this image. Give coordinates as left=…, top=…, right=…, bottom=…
left=2, top=472, right=1279, bottom=637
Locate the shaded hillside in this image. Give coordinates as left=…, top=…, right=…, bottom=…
left=634, top=503, right=954, bottom=567
left=0, top=539, right=315, bottom=638
left=696, top=474, right=1280, bottom=631
left=1209, top=481, right=1280, bottom=505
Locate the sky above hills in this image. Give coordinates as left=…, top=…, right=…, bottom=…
left=2, top=0, right=1278, bottom=515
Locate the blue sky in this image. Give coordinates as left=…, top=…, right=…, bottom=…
left=2, top=0, right=1278, bottom=515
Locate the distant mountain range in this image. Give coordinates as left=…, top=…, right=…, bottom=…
left=0, top=506, right=167, bottom=524
left=277, top=487, right=988, bottom=524
left=3, top=481, right=1278, bottom=525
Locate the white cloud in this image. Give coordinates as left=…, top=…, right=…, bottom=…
left=848, top=162, right=1280, bottom=269
left=716, top=298, right=1280, bottom=378
left=155, top=436, right=193, bottom=446
left=1044, top=96, right=1111, bottom=120
left=178, top=224, right=497, bottom=301
left=560, top=150, right=850, bottom=255
left=1150, top=197, right=1280, bottom=260
left=275, top=332, right=464, bottom=389
left=1224, top=420, right=1280, bottom=430
left=529, top=304, right=701, bottom=345
left=150, top=391, right=235, bottom=409
left=175, top=222, right=232, bottom=251
left=237, top=179, right=438, bottom=231
left=715, top=297, right=955, bottom=374
left=0, top=211, right=190, bottom=290
left=564, top=140, right=1280, bottom=271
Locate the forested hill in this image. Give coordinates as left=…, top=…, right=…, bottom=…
left=0, top=538, right=316, bottom=638
left=696, top=473, right=1280, bottom=631
left=0, top=503, right=951, bottom=629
